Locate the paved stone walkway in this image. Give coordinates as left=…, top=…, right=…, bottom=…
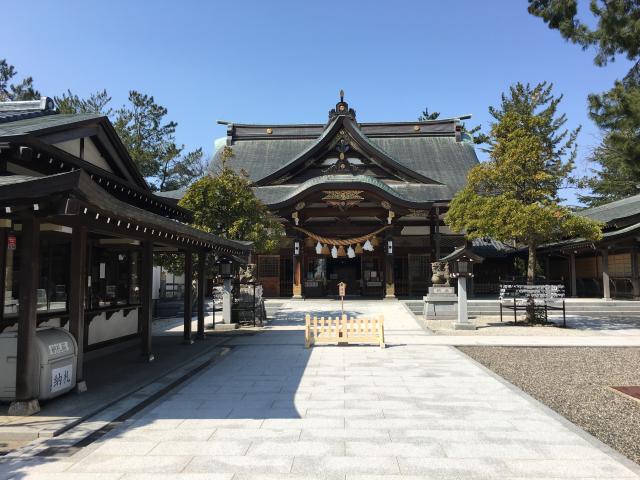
left=2, top=299, right=639, bottom=479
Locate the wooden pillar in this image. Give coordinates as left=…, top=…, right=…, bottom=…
left=429, top=214, right=436, bottom=261
left=140, top=241, right=154, bottom=361
left=602, top=249, right=611, bottom=300
left=631, top=247, right=640, bottom=298
left=292, top=249, right=302, bottom=298
left=183, top=250, right=193, bottom=344
left=9, top=215, right=40, bottom=416
left=569, top=252, right=577, bottom=297
left=69, top=225, right=87, bottom=391
left=545, top=255, right=551, bottom=280
left=384, top=236, right=395, bottom=299
left=0, top=223, right=8, bottom=324
left=197, top=251, right=206, bottom=339
left=434, top=207, right=441, bottom=260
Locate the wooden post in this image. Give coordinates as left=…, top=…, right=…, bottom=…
left=183, top=250, right=193, bottom=344
left=569, top=252, right=577, bottom=297
left=9, top=215, right=40, bottom=416
left=0, top=224, right=8, bottom=324
left=602, top=249, right=611, bottom=300
left=197, top=251, right=206, bottom=339
left=434, top=207, right=441, bottom=260
left=631, top=247, right=640, bottom=299
left=429, top=213, right=436, bottom=261
left=292, top=253, right=302, bottom=298
left=384, top=237, right=395, bottom=299
left=305, top=314, right=310, bottom=348
left=545, top=255, right=551, bottom=280
left=69, top=225, right=87, bottom=392
left=140, top=241, right=154, bottom=361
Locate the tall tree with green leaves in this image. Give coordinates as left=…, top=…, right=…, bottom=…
left=113, top=90, right=178, bottom=183
left=178, top=147, right=283, bottom=254
left=446, top=82, right=602, bottom=284
left=528, top=0, right=640, bottom=66
left=528, top=1, right=640, bottom=205
left=0, top=59, right=40, bottom=101
left=55, top=89, right=113, bottom=115
left=112, top=90, right=206, bottom=191
left=417, top=107, right=489, bottom=144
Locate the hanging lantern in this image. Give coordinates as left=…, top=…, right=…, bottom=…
left=371, top=236, right=380, bottom=247
left=331, top=245, right=338, bottom=258
left=337, top=245, right=346, bottom=257
left=321, top=244, right=330, bottom=255
left=315, top=241, right=323, bottom=255
left=305, top=237, right=315, bottom=248
left=355, top=243, right=363, bottom=254
left=363, top=239, right=374, bottom=251
left=347, top=245, right=355, bottom=258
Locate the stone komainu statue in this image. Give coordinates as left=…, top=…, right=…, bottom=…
left=239, top=263, right=257, bottom=283
left=430, top=261, right=450, bottom=287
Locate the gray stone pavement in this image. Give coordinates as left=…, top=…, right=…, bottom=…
left=1, top=299, right=639, bottom=479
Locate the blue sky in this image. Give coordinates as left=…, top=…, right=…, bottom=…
left=2, top=0, right=634, bottom=204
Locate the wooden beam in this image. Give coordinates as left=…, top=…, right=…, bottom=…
left=183, top=250, right=193, bottom=344
left=69, top=225, right=87, bottom=390
left=140, top=241, right=154, bottom=361
left=197, top=251, right=206, bottom=339
left=9, top=214, right=40, bottom=415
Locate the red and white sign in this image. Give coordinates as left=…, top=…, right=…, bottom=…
left=7, top=234, right=16, bottom=251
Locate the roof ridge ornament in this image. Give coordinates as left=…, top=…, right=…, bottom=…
left=329, top=89, right=356, bottom=121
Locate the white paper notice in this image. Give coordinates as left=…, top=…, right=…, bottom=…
left=50, top=364, right=73, bottom=393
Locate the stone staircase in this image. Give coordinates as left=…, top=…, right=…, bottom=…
left=403, top=298, right=640, bottom=317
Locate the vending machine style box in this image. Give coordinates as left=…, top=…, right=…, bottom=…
left=0, top=327, right=78, bottom=401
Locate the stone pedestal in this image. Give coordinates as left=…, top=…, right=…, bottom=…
left=8, top=399, right=40, bottom=416
left=424, top=286, right=457, bottom=320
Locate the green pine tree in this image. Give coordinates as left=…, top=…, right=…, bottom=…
left=446, top=82, right=602, bottom=284
left=528, top=1, right=640, bottom=205
left=54, top=89, right=113, bottom=115
left=0, top=59, right=40, bottom=101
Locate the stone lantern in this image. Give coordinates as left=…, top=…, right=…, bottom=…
left=441, top=246, right=483, bottom=330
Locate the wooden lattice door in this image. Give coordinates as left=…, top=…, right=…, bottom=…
left=257, top=255, right=280, bottom=297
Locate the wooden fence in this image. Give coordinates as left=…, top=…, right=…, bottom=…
left=304, top=314, right=385, bottom=348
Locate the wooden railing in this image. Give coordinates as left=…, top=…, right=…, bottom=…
left=305, top=314, right=385, bottom=348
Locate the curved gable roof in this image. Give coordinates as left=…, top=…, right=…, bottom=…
left=213, top=110, right=479, bottom=203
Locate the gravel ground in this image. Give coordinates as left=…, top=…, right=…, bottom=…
left=459, top=346, right=640, bottom=465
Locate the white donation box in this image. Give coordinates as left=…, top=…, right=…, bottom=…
left=0, top=327, right=78, bottom=401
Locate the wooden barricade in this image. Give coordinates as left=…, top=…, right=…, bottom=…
left=304, top=314, right=385, bottom=348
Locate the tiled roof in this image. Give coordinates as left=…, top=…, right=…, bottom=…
left=214, top=113, right=478, bottom=203
left=0, top=112, right=101, bottom=137
left=579, top=194, right=640, bottom=224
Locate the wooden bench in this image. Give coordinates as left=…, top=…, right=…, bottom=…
left=305, top=314, right=385, bottom=348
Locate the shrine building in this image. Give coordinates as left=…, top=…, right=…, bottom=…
left=213, top=94, right=511, bottom=298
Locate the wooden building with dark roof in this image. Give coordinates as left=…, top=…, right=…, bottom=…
left=212, top=94, right=488, bottom=298
left=541, top=194, right=640, bottom=299
left=0, top=98, right=250, bottom=415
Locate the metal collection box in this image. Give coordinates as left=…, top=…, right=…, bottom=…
left=0, top=327, right=78, bottom=401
